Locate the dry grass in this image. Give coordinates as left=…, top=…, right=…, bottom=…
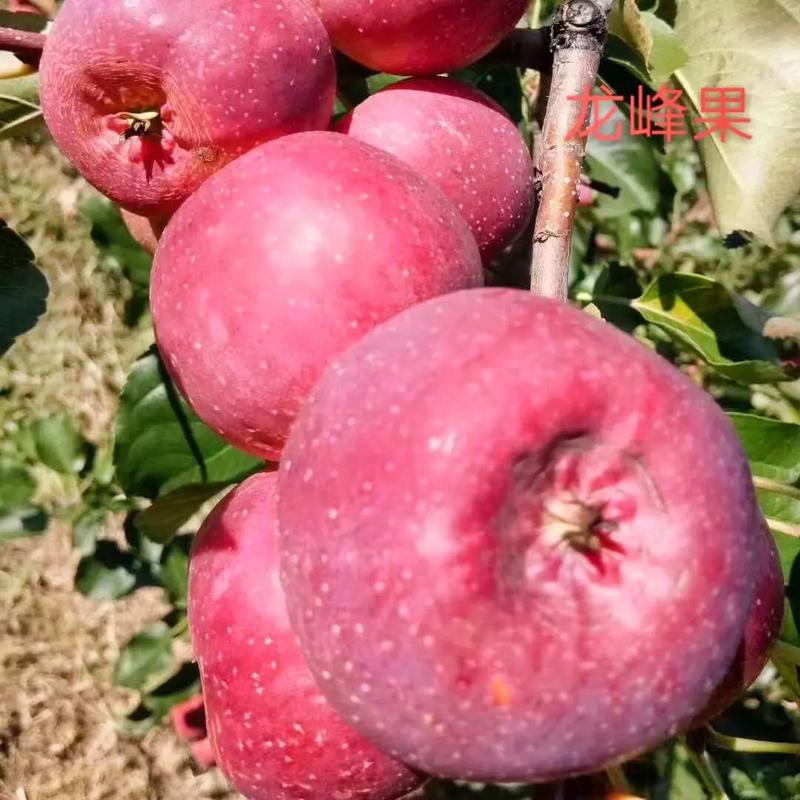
left=0, top=525, right=237, bottom=800
left=0, top=137, right=149, bottom=442
left=0, top=138, right=239, bottom=799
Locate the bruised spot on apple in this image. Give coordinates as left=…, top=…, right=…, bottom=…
left=189, top=472, right=422, bottom=800
left=39, top=0, right=336, bottom=217
left=336, top=77, right=534, bottom=263
left=312, top=0, right=529, bottom=75
left=278, top=288, right=767, bottom=782
left=152, top=131, right=483, bottom=460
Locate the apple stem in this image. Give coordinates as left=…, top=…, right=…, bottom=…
left=766, top=517, right=800, bottom=539
left=679, top=735, right=731, bottom=800
left=0, top=26, right=46, bottom=68
left=754, top=476, right=800, bottom=502
left=706, top=725, right=800, bottom=756
left=530, top=0, right=612, bottom=300
left=605, top=764, right=634, bottom=793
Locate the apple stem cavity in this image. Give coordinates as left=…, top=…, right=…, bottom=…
left=530, top=0, right=612, bottom=300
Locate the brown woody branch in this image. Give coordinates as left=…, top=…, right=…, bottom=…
left=530, top=0, right=611, bottom=299
left=0, top=26, right=46, bottom=67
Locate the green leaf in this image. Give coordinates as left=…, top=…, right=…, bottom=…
left=609, top=0, right=689, bottom=85
left=0, top=73, right=41, bottom=139
left=602, top=34, right=654, bottom=87
left=135, top=483, right=229, bottom=545
left=81, top=197, right=153, bottom=288
left=729, top=414, right=800, bottom=484
left=587, top=263, right=644, bottom=332
left=0, top=220, right=47, bottom=356
left=0, top=10, right=49, bottom=32
left=141, top=662, right=201, bottom=720
left=75, top=542, right=139, bottom=601
left=585, top=104, right=661, bottom=218
left=633, top=273, right=798, bottom=383
left=159, top=536, right=192, bottom=607
left=114, top=622, right=175, bottom=692
left=0, top=506, right=47, bottom=540
left=72, top=507, right=107, bottom=557
left=33, top=414, right=89, bottom=475
left=114, top=350, right=262, bottom=500
left=675, top=0, right=800, bottom=244
left=0, top=461, right=34, bottom=507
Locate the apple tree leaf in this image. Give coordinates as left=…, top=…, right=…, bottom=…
left=114, top=622, right=176, bottom=692
left=674, top=0, right=800, bottom=244
left=134, top=483, right=230, bottom=545
left=585, top=105, right=662, bottom=219
left=0, top=10, right=49, bottom=32
left=0, top=220, right=47, bottom=355
left=114, top=349, right=261, bottom=501
left=729, top=414, right=800, bottom=485
left=0, top=73, right=41, bottom=139
left=609, top=0, right=689, bottom=85
left=0, top=506, right=47, bottom=540
left=32, top=414, right=89, bottom=475
left=633, top=273, right=799, bottom=383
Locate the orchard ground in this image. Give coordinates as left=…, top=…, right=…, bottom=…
left=0, top=136, right=241, bottom=800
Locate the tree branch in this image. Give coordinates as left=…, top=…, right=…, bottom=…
left=530, top=0, right=611, bottom=299
left=0, top=26, right=46, bottom=67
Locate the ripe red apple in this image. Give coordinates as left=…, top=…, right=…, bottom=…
left=692, top=525, right=783, bottom=725
left=190, top=737, right=217, bottom=771
left=311, top=0, right=529, bottom=75
left=336, top=77, right=534, bottom=263
left=39, top=0, right=335, bottom=217
left=170, top=694, right=208, bottom=744
left=152, top=131, right=482, bottom=460
left=121, top=209, right=165, bottom=256
left=189, top=471, right=422, bottom=800
left=277, top=288, right=765, bottom=782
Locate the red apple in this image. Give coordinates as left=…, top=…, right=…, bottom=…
left=189, top=472, right=422, bottom=800
left=311, top=0, right=529, bottom=75
left=692, top=524, right=783, bottom=725
left=336, top=77, right=534, bottom=263
left=121, top=209, right=166, bottom=256
left=190, top=737, right=217, bottom=771
left=152, top=131, right=482, bottom=460
left=170, top=694, right=208, bottom=743
left=277, top=288, right=765, bottom=782
left=39, top=0, right=335, bottom=217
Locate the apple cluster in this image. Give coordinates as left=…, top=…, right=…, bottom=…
left=38, top=1, right=783, bottom=798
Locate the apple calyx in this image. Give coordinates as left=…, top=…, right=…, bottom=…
left=116, top=109, right=162, bottom=141
left=542, top=494, right=611, bottom=555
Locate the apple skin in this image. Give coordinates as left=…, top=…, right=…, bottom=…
left=39, top=0, right=335, bottom=217
left=277, top=287, right=764, bottom=782
left=152, top=131, right=483, bottom=460
left=692, top=524, right=783, bottom=725
left=311, top=0, right=529, bottom=75
left=120, top=209, right=166, bottom=256
left=189, top=472, right=423, bottom=800
left=170, top=694, right=208, bottom=743
left=335, top=77, right=534, bottom=263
